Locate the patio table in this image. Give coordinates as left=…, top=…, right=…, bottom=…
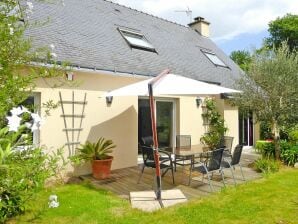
left=174, top=144, right=208, bottom=167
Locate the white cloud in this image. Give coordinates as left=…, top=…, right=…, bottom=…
left=114, top=0, right=298, bottom=42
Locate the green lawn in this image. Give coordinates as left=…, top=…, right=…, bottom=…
left=11, top=169, right=298, bottom=224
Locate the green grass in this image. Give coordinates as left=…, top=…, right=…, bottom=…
left=11, top=169, right=298, bottom=224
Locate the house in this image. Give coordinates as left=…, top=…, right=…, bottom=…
left=25, top=0, right=258, bottom=174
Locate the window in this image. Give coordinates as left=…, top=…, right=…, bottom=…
left=118, top=28, right=156, bottom=52
left=202, top=50, right=228, bottom=67
left=21, top=93, right=41, bottom=146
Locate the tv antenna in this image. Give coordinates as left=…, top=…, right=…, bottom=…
left=175, top=6, right=193, bottom=23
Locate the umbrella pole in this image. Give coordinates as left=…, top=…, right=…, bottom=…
left=148, top=69, right=170, bottom=201
left=148, top=83, right=162, bottom=201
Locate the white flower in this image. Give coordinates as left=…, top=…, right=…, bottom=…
left=20, top=106, right=29, bottom=114
left=30, top=113, right=43, bottom=131
left=6, top=115, right=22, bottom=132
left=10, top=106, right=28, bottom=116
left=49, top=201, right=59, bottom=208
left=25, top=122, right=32, bottom=129
left=48, top=195, right=59, bottom=208
left=50, top=44, right=55, bottom=50
left=27, top=2, right=33, bottom=11
left=50, top=52, right=57, bottom=58
left=9, top=27, right=14, bottom=35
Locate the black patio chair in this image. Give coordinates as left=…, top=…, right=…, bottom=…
left=141, top=136, right=154, bottom=146
left=174, top=135, right=192, bottom=171
left=138, top=145, right=175, bottom=184
left=221, top=144, right=245, bottom=186
left=219, top=136, right=234, bottom=158
left=188, top=148, right=225, bottom=192
left=176, top=135, right=191, bottom=149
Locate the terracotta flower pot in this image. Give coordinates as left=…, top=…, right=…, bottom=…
left=92, top=156, right=113, bottom=179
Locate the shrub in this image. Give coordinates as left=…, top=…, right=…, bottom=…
left=281, top=145, right=298, bottom=166
left=288, top=128, right=298, bottom=144
left=200, top=98, right=228, bottom=150
left=0, top=126, right=67, bottom=223
left=254, top=158, right=279, bottom=174
left=255, top=140, right=275, bottom=158
left=280, top=140, right=291, bottom=152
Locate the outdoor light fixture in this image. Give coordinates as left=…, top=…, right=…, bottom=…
left=196, top=97, right=202, bottom=107
left=66, top=72, right=74, bottom=81
left=106, top=96, right=113, bottom=104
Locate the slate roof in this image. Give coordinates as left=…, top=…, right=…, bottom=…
left=26, top=0, right=243, bottom=88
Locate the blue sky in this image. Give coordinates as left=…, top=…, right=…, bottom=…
left=114, top=0, right=298, bottom=55
left=216, top=30, right=269, bottom=54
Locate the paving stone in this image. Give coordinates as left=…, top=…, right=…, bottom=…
left=160, top=189, right=187, bottom=200
left=162, top=198, right=187, bottom=207
left=131, top=199, right=161, bottom=212
left=130, top=189, right=187, bottom=212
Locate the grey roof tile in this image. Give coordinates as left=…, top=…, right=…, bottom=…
left=26, top=0, right=243, bottom=88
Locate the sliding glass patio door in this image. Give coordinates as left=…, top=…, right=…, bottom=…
left=138, top=98, right=175, bottom=149
left=156, top=100, right=174, bottom=148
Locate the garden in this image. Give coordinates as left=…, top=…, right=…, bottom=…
left=8, top=169, right=298, bottom=224
left=1, top=1, right=297, bottom=223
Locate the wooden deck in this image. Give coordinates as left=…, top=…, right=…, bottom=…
left=81, top=152, right=261, bottom=201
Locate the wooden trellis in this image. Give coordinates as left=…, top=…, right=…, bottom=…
left=59, top=91, right=87, bottom=156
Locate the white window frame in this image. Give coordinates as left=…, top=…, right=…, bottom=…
left=118, top=28, right=156, bottom=52
left=201, top=50, right=229, bottom=68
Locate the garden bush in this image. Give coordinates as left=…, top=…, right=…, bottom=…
left=255, top=140, right=275, bottom=158
left=0, top=127, right=66, bottom=223
left=254, top=158, right=279, bottom=174
left=288, top=128, right=298, bottom=144
left=281, top=145, right=298, bottom=166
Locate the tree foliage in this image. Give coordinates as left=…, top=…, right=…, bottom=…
left=0, top=1, right=69, bottom=222
left=0, top=0, right=68, bottom=125
left=265, top=13, right=298, bottom=51
left=233, top=43, right=298, bottom=159
left=230, top=50, right=252, bottom=72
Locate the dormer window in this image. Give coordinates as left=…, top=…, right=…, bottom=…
left=202, top=50, right=228, bottom=68
left=118, top=28, right=156, bottom=52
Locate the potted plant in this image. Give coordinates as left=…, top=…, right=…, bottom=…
left=71, top=137, right=116, bottom=179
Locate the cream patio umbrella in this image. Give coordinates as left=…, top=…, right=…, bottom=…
left=104, top=69, right=240, bottom=201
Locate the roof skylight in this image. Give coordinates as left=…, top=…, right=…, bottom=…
left=118, top=28, right=156, bottom=52
left=202, top=51, right=227, bottom=67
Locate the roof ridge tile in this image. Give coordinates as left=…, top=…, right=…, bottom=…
left=102, top=0, right=187, bottom=28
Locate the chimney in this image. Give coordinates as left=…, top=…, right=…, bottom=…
left=188, top=16, right=210, bottom=38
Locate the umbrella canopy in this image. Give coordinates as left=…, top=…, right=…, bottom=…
left=103, top=71, right=240, bottom=202
left=104, top=73, right=240, bottom=97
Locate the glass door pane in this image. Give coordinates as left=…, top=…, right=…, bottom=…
left=138, top=99, right=152, bottom=144
left=156, top=101, right=173, bottom=148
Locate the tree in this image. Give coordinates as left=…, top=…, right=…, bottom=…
left=265, top=14, right=298, bottom=51
left=0, top=2, right=69, bottom=221
left=233, top=43, right=298, bottom=160
left=230, top=50, right=252, bottom=72
left=0, top=0, right=67, bottom=125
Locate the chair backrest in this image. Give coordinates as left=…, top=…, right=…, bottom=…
left=207, top=148, right=224, bottom=171
left=141, top=136, right=153, bottom=146
left=224, top=136, right=234, bottom=152
left=176, top=135, right=191, bottom=149
left=231, top=145, right=243, bottom=165
left=140, top=145, right=155, bottom=167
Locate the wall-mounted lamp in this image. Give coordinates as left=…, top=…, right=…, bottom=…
left=196, top=97, right=202, bottom=107
left=66, top=72, right=74, bottom=81
left=106, top=96, right=113, bottom=105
